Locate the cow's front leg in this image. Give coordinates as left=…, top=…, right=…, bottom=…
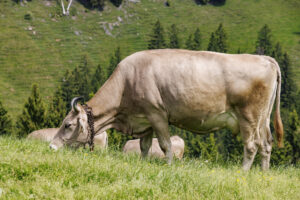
left=140, top=130, right=153, bottom=158
left=157, top=133, right=172, bottom=164
left=147, top=112, right=173, bottom=164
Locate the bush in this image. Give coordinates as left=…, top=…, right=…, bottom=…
left=0, top=101, right=12, bottom=135
left=24, top=12, right=32, bottom=20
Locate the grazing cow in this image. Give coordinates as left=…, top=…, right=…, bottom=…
left=50, top=49, right=283, bottom=170
left=123, top=136, right=185, bottom=159
left=28, top=128, right=108, bottom=149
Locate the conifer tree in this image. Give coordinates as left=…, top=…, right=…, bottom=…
left=45, top=87, right=67, bottom=128
left=107, top=129, right=132, bottom=150
left=148, top=20, right=166, bottom=49
left=168, top=24, right=180, bottom=48
left=286, top=109, right=300, bottom=164
left=192, top=28, right=202, bottom=50
left=91, top=64, right=106, bottom=93
left=0, top=100, right=12, bottom=135
left=107, top=47, right=122, bottom=78
left=281, top=52, right=296, bottom=110
left=255, top=24, right=273, bottom=55
left=60, top=55, right=94, bottom=111
left=61, top=69, right=76, bottom=110
left=185, top=34, right=193, bottom=50
left=110, top=0, right=122, bottom=7
left=199, top=133, right=220, bottom=161
left=215, top=23, right=228, bottom=53
left=207, top=32, right=217, bottom=51
left=272, top=42, right=283, bottom=62
left=208, top=24, right=228, bottom=52
left=296, top=91, right=300, bottom=116
left=222, top=130, right=243, bottom=162
left=16, top=84, right=47, bottom=137
left=89, top=0, right=105, bottom=9
left=77, top=55, right=93, bottom=100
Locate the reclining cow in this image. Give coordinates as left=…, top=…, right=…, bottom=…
left=28, top=128, right=108, bottom=149
left=50, top=49, right=283, bottom=170
left=123, top=135, right=185, bottom=159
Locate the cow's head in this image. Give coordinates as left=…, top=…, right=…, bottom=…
left=49, top=97, right=90, bottom=150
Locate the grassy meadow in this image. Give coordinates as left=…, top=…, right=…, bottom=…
left=0, top=0, right=300, bottom=118
left=0, top=136, right=299, bottom=199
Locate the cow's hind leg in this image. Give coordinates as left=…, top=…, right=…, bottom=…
left=140, top=129, right=153, bottom=158
left=239, top=117, right=259, bottom=171
left=147, top=112, right=173, bottom=164
left=259, top=119, right=273, bottom=170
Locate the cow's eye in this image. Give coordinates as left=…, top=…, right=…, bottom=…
left=65, top=123, right=71, bottom=129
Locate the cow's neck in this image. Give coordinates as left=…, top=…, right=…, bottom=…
left=86, top=70, right=124, bottom=134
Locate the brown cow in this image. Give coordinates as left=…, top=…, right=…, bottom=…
left=123, top=136, right=185, bottom=159
left=50, top=49, right=283, bottom=170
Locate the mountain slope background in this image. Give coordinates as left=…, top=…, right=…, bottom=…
left=0, top=0, right=299, bottom=118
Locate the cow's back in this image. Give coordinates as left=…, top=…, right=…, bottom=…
left=119, top=50, right=277, bottom=134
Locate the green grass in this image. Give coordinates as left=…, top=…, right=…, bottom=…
left=0, top=136, right=299, bottom=199
left=0, top=0, right=300, bottom=118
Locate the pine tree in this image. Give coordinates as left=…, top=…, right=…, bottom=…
left=214, top=23, right=228, bottom=53
left=0, top=100, right=12, bottom=135
left=107, top=129, right=132, bottom=150
left=192, top=28, right=202, bottom=50
left=60, top=56, right=94, bottom=112
left=107, top=47, right=122, bottom=78
left=255, top=24, right=273, bottom=55
left=91, top=64, right=106, bottom=93
left=207, top=32, right=218, bottom=51
left=281, top=52, right=296, bottom=110
left=110, top=0, right=122, bottom=7
left=296, top=91, right=300, bottom=116
left=45, top=87, right=67, bottom=128
left=286, top=109, right=300, bottom=164
left=148, top=20, right=166, bottom=49
left=89, top=0, right=105, bottom=9
left=168, top=24, right=180, bottom=49
left=77, top=55, right=93, bottom=100
left=272, top=42, right=283, bottom=62
left=208, top=24, right=228, bottom=52
left=199, top=133, right=220, bottom=161
left=16, top=84, right=47, bottom=137
left=222, top=130, right=243, bottom=162
left=61, top=69, right=76, bottom=110
left=185, top=34, right=193, bottom=50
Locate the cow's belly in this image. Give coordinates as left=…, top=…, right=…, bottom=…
left=171, top=110, right=239, bottom=134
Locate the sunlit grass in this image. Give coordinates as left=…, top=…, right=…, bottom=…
left=0, top=136, right=299, bottom=199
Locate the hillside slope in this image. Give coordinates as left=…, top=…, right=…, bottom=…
left=0, top=0, right=299, bottom=118
left=0, top=136, right=299, bottom=199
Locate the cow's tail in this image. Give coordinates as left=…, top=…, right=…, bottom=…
left=270, top=58, right=284, bottom=148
